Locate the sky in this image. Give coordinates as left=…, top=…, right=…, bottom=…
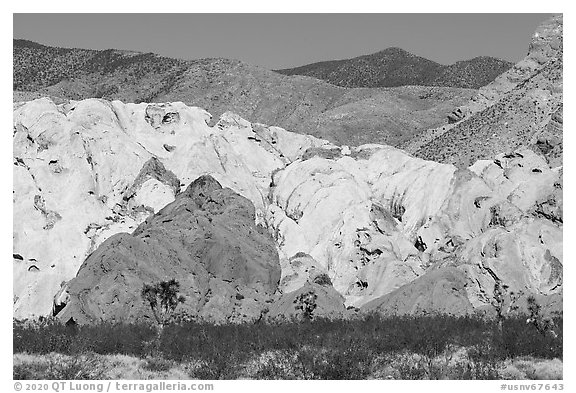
left=14, top=13, right=556, bottom=70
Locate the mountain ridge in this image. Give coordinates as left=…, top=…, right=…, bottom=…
left=13, top=39, right=477, bottom=148
left=274, top=46, right=514, bottom=89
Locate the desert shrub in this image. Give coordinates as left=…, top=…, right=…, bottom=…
left=312, top=273, right=332, bottom=286
left=14, top=353, right=107, bottom=380
left=249, top=350, right=302, bottom=379
left=301, top=346, right=373, bottom=379
left=293, top=291, right=318, bottom=321
left=14, top=313, right=563, bottom=380
left=13, top=319, right=155, bottom=357
left=142, top=356, right=174, bottom=372
left=497, top=316, right=562, bottom=359
left=188, top=357, right=235, bottom=379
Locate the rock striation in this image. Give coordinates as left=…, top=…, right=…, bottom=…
left=267, top=145, right=562, bottom=315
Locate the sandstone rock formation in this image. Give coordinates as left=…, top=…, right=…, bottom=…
left=13, top=96, right=562, bottom=322
left=267, top=145, right=562, bottom=315
left=54, top=175, right=281, bottom=324
left=13, top=97, right=329, bottom=319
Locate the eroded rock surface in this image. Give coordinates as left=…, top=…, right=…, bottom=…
left=54, top=175, right=281, bottom=324
left=267, top=145, right=562, bottom=314
left=14, top=99, right=562, bottom=321
left=13, top=97, right=329, bottom=319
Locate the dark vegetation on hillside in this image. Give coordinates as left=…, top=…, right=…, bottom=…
left=275, top=48, right=513, bottom=89
left=14, top=314, right=562, bottom=380
left=13, top=40, right=189, bottom=96
left=14, top=40, right=510, bottom=94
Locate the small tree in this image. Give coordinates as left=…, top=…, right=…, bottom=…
left=293, top=290, right=318, bottom=321
left=141, top=279, right=186, bottom=340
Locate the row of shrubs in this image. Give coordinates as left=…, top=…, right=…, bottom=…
left=14, top=313, right=562, bottom=379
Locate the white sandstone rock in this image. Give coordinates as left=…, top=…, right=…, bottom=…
left=13, top=97, right=563, bottom=318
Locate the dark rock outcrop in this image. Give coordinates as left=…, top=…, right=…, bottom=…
left=123, top=157, right=181, bottom=201
left=54, top=175, right=281, bottom=324
left=447, top=108, right=466, bottom=124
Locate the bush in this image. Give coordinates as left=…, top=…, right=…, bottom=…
left=14, top=353, right=107, bottom=380
left=312, top=273, right=332, bottom=286
left=142, top=356, right=174, bottom=372
left=13, top=313, right=563, bottom=379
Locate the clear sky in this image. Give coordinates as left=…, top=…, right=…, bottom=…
left=13, top=13, right=555, bottom=69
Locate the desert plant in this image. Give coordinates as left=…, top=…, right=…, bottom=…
left=492, top=280, right=521, bottom=333
left=526, top=296, right=558, bottom=338
left=141, top=279, right=186, bottom=353
left=14, top=353, right=107, bottom=380
left=293, top=291, right=318, bottom=321
left=141, top=279, right=186, bottom=328
left=142, top=356, right=174, bottom=372
left=312, top=273, right=332, bottom=286
left=14, top=313, right=563, bottom=379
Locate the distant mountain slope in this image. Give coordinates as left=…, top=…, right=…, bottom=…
left=13, top=39, right=188, bottom=100
left=430, top=56, right=516, bottom=89
left=275, top=47, right=513, bottom=89
left=13, top=40, right=475, bottom=147
left=14, top=39, right=97, bottom=91
left=405, top=14, right=563, bottom=168
left=415, top=57, right=562, bottom=167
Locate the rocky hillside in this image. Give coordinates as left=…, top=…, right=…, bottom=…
left=13, top=39, right=475, bottom=147
left=14, top=98, right=562, bottom=323
left=13, top=39, right=188, bottom=96
left=403, top=15, right=563, bottom=168
left=275, top=47, right=513, bottom=89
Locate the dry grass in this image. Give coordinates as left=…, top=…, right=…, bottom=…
left=14, top=353, right=192, bottom=380
left=13, top=350, right=563, bottom=380
left=500, top=358, right=563, bottom=380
